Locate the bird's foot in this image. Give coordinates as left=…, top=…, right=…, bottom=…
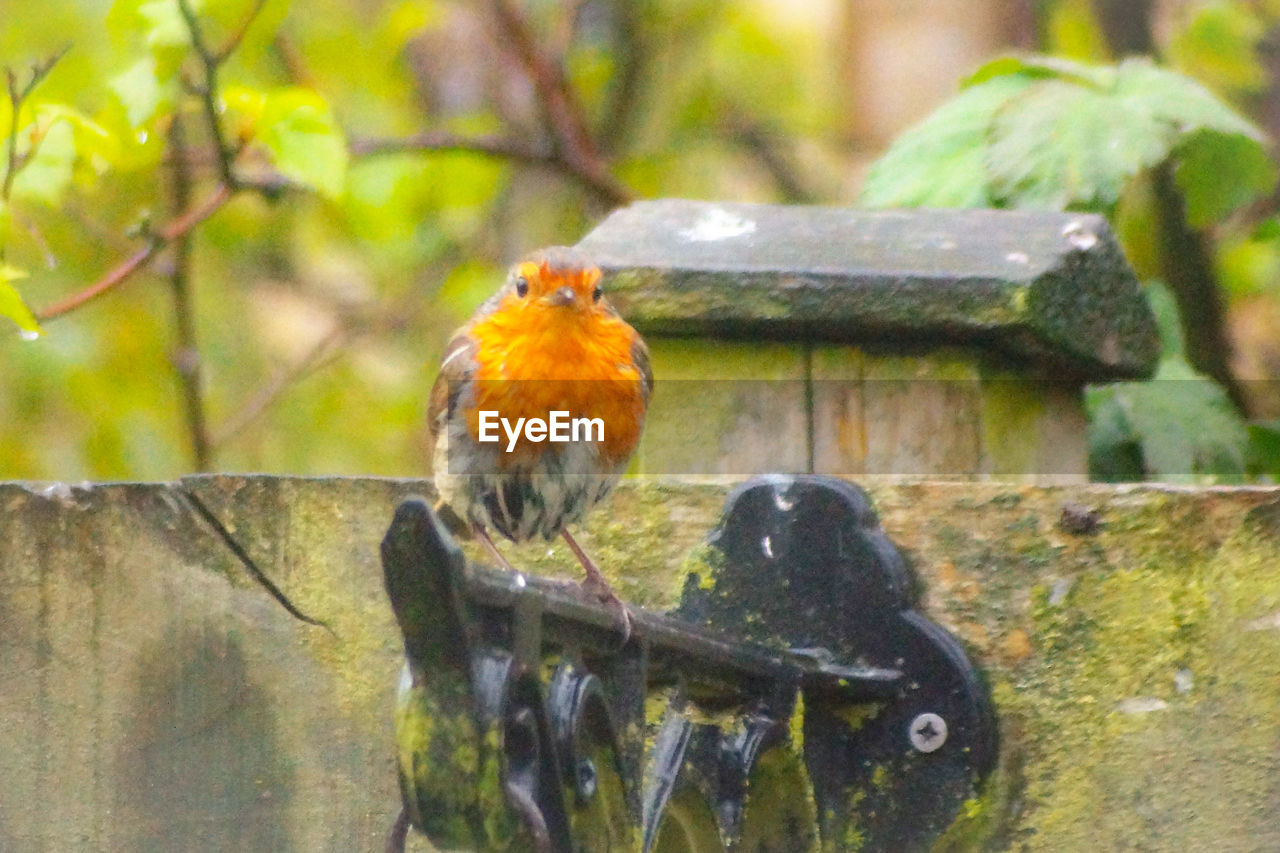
left=580, top=576, right=634, bottom=644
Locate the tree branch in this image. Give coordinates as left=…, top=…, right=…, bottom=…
left=485, top=0, right=632, bottom=209
left=167, top=113, right=212, bottom=471
left=35, top=183, right=233, bottom=321
left=177, top=0, right=238, bottom=189
left=725, top=114, right=818, bottom=204
left=36, top=0, right=287, bottom=325
left=597, top=0, right=646, bottom=155
left=489, top=0, right=597, bottom=162
left=215, top=0, right=269, bottom=62
left=350, top=130, right=632, bottom=207
left=1152, top=162, right=1251, bottom=415
left=2, top=48, right=69, bottom=205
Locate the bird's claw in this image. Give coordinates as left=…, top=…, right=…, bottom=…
left=579, top=575, right=633, bottom=644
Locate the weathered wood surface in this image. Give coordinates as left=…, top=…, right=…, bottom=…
left=4, top=475, right=1280, bottom=851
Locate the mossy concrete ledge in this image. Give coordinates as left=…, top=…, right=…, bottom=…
left=575, top=200, right=1159, bottom=380
left=4, top=475, right=1280, bottom=852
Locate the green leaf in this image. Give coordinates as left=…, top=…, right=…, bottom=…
left=1046, top=0, right=1110, bottom=63
left=1168, top=2, right=1267, bottom=95
left=38, top=104, right=122, bottom=166
left=138, top=0, right=195, bottom=50
left=0, top=265, right=42, bottom=339
left=1086, top=282, right=1249, bottom=482
left=1174, top=129, right=1277, bottom=228
left=1111, top=58, right=1263, bottom=142
left=986, top=78, right=1172, bottom=209
left=110, top=56, right=169, bottom=127
left=1086, top=367, right=1249, bottom=482
left=108, top=0, right=196, bottom=79
left=11, top=119, right=76, bottom=205
left=1246, top=421, right=1280, bottom=481
left=1216, top=217, right=1280, bottom=297
left=258, top=88, right=348, bottom=198
left=865, top=55, right=1269, bottom=215
left=860, top=75, right=1032, bottom=208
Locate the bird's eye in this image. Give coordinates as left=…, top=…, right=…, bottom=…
left=515, top=276, right=529, bottom=297
left=592, top=286, right=603, bottom=303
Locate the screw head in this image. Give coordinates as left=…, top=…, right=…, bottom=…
left=908, top=712, right=948, bottom=753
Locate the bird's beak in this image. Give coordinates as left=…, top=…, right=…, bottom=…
left=543, top=285, right=578, bottom=308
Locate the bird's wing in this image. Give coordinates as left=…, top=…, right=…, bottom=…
left=630, top=335, right=653, bottom=405
left=427, top=329, right=478, bottom=446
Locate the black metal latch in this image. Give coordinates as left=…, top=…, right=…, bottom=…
left=381, top=475, right=997, bottom=852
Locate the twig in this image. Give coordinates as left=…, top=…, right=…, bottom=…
left=726, top=114, right=817, bottom=204
left=176, top=0, right=238, bottom=189
left=167, top=113, right=212, bottom=471
left=211, top=250, right=462, bottom=450
left=487, top=0, right=631, bottom=208
left=2, top=48, right=70, bottom=203
left=13, top=209, right=56, bottom=268
left=35, top=0, right=285, bottom=325
left=350, top=130, right=632, bottom=207
left=597, top=0, right=645, bottom=155
left=215, top=0, right=269, bottom=62
left=489, top=0, right=596, bottom=161
left=36, top=183, right=233, bottom=321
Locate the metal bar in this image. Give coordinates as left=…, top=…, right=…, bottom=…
left=464, top=564, right=902, bottom=705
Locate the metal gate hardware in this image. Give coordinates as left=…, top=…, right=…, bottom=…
left=382, top=475, right=997, bottom=852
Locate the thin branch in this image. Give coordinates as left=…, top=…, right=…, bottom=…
left=597, top=0, right=646, bottom=155
left=489, top=0, right=597, bottom=162
left=177, top=0, right=238, bottom=189
left=725, top=114, right=818, bottom=204
left=2, top=48, right=70, bottom=203
left=211, top=251, right=463, bottom=450
left=13, top=209, right=56, bottom=269
left=35, top=0, right=286, bottom=324
left=215, top=0, right=269, bottom=62
left=167, top=113, right=212, bottom=471
left=486, top=0, right=632, bottom=209
left=350, top=130, right=632, bottom=206
left=35, top=182, right=233, bottom=321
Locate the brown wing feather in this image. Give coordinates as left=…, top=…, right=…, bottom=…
left=630, top=335, right=653, bottom=406
left=426, top=329, right=478, bottom=446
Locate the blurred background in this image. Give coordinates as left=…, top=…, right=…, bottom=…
left=1, top=0, right=1278, bottom=481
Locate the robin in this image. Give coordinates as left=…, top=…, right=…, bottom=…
left=427, top=246, right=651, bottom=634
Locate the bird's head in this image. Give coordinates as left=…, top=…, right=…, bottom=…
left=500, top=246, right=608, bottom=319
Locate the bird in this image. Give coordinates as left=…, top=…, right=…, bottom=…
left=427, top=246, right=651, bottom=635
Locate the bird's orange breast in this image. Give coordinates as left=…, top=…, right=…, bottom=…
left=464, top=299, right=646, bottom=465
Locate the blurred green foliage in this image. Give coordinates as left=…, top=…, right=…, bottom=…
left=862, top=1, right=1280, bottom=482
left=0, top=0, right=839, bottom=479
left=5, top=0, right=1280, bottom=485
